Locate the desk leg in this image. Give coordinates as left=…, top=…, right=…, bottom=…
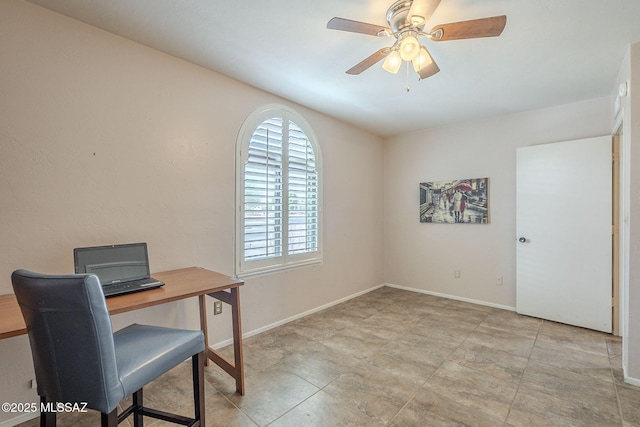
left=206, top=289, right=245, bottom=395
left=198, top=295, right=210, bottom=367
left=230, top=287, right=245, bottom=395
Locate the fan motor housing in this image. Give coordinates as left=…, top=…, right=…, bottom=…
left=386, top=0, right=424, bottom=33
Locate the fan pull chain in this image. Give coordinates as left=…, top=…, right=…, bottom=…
left=406, top=61, right=411, bottom=92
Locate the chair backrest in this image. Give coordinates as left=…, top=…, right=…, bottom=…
left=11, top=270, right=124, bottom=412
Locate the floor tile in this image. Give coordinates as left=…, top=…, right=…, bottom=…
left=361, top=338, right=442, bottom=386
left=322, top=361, right=418, bottom=425
left=479, top=309, right=542, bottom=339
left=272, top=340, right=361, bottom=389
left=269, top=389, right=384, bottom=427
left=423, top=360, right=519, bottom=422
left=447, top=340, right=529, bottom=384
left=617, top=382, right=640, bottom=426
left=320, top=325, right=392, bottom=362
left=223, top=368, right=318, bottom=426
left=529, top=335, right=612, bottom=383
left=538, top=320, right=610, bottom=357
left=465, top=324, right=536, bottom=358
left=508, top=381, right=621, bottom=426
left=390, top=387, right=506, bottom=427
left=414, top=315, right=477, bottom=342
left=521, top=359, right=617, bottom=402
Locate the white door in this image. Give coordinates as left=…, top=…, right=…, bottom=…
left=516, top=136, right=612, bottom=333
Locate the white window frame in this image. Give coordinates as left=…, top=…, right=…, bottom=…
left=235, top=104, right=322, bottom=277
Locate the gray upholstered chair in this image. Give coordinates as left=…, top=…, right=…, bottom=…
left=11, top=269, right=205, bottom=427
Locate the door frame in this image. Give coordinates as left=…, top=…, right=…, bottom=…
left=613, top=108, right=629, bottom=375
left=613, top=134, right=620, bottom=336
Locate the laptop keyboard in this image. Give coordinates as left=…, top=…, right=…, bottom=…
left=103, top=277, right=163, bottom=297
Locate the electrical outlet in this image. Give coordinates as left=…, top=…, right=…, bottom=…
left=496, top=276, right=504, bottom=286
left=30, top=379, right=37, bottom=389
left=454, top=270, right=461, bottom=279
left=213, top=301, right=222, bottom=315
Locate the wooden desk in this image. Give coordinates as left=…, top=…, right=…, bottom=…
left=0, top=267, right=245, bottom=395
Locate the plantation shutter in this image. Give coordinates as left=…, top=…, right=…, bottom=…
left=237, top=105, right=321, bottom=276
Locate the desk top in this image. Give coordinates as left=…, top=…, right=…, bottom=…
left=0, top=267, right=243, bottom=340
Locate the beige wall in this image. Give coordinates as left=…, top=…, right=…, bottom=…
left=0, top=1, right=384, bottom=423
left=383, top=97, right=612, bottom=309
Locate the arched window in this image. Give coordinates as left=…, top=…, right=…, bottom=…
left=235, top=105, right=322, bottom=276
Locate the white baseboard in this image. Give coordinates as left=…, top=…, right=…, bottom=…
left=211, top=283, right=385, bottom=349
left=623, top=373, right=640, bottom=387
left=385, top=282, right=516, bottom=312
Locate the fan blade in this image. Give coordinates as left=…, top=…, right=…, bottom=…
left=346, top=49, right=388, bottom=75
left=419, top=61, right=440, bottom=79
left=408, top=0, right=441, bottom=25
left=327, top=17, right=391, bottom=37
left=430, top=15, right=506, bottom=41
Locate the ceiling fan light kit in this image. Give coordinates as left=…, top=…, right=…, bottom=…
left=327, top=0, right=506, bottom=84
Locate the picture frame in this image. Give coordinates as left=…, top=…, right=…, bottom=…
left=420, top=177, right=489, bottom=224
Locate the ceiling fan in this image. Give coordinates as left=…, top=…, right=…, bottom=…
left=327, top=0, right=506, bottom=80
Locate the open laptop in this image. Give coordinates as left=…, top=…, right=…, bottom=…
left=73, top=242, right=164, bottom=297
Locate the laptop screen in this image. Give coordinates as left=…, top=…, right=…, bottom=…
left=74, top=243, right=151, bottom=285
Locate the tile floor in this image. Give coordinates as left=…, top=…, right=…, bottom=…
left=16, top=286, right=640, bottom=426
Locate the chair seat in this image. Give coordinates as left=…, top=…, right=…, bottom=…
left=114, top=324, right=204, bottom=397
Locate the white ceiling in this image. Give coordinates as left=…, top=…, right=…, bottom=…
left=26, top=0, right=640, bottom=137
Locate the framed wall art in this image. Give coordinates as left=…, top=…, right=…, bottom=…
left=420, top=177, right=489, bottom=224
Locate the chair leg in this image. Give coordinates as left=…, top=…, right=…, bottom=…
left=131, top=388, right=144, bottom=427
left=101, top=409, right=117, bottom=427
left=40, top=396, right=56, bottom=427
left=100, top=355, right=205, bottom=427
left=192, top=351, right=205, bottom=427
